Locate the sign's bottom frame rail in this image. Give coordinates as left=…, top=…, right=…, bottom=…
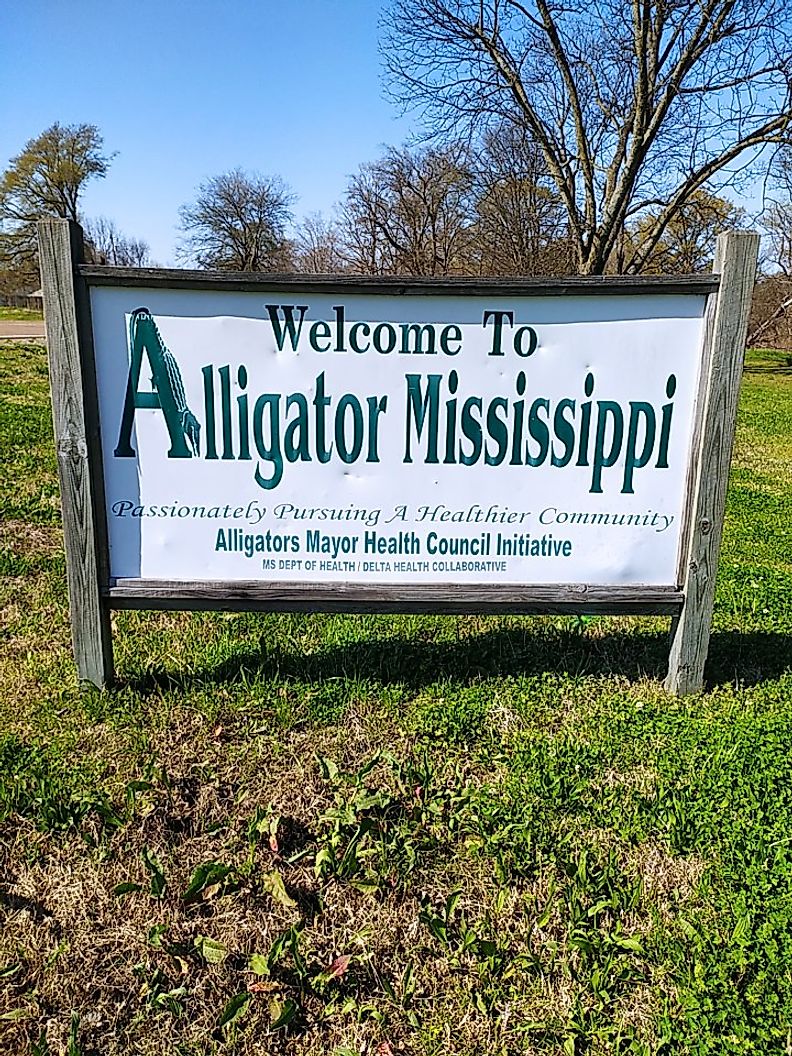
left=105, top=580, right=685, bottom=615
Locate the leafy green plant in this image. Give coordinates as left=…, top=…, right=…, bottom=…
left=67, top=1013, right=84, bottom=1056
left=141, top=847, right=167, bottom=898
left=412, top=685, right=489, bottom=744
left=132, top=963, right=187, bottom=1015
left=313, top=751, right=476, bottom=893
left=217, top=991, right=251, bottom=1033
left=0, top=736, right=88, bottom=831
left=182, top=860, right=237, bottom=903
left=419, top=889, right=462, bottom=947
left=30, top=1030, right=51, bottom=1056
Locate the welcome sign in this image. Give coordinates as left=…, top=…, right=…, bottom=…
left=92, top=287, right=702, bottom=586
left=37, top=221, right=758, bottom=693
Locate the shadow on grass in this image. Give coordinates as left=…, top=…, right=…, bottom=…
left=705, top=630, right=792, bottom=687
left=120, top=623, right=792, bottom=696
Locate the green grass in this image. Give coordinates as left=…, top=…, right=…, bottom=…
left=0, top=306, right=43, bottom=322
left=0, top=340, right=790, bottom=1055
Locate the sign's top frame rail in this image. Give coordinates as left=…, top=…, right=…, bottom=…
left=79, top=265, right=720, bottom=298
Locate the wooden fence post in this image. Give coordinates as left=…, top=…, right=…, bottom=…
left=665, top=230, right=759, bottom=695
left=38, top=219, right=114, bottom=688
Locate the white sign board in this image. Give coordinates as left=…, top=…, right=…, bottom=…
left=89, top=286, right=705, bottom=587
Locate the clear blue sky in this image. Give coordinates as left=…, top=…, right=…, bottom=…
left=0, top=0, right=415, bottom=265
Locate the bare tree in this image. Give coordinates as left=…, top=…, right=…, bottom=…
left=82, top=216, right=151, bottom=267
left=178, top=169, right=294, bottom=271
left=762, top=152, right=792, bottom=275
left=294, top=211, right=345, bottom=273
left=627, top=189, right=744, bottom=274
left=469, top=124, right=570, bottom=274
left=339, top=167, right=390, bottom=274
left=340, top=145, right=474, bottom=275
left=765, top=202, right=792, bottom=277
left=749, top=273, right=792, bottom=347
left=749, top=153, right=792, bottom=345
left=382, top=0, right=792, bottom=274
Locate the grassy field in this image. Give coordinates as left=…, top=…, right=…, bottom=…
left=0, top=339, right=790, bottom=1056
left=0, top=307, right=44, bottom=323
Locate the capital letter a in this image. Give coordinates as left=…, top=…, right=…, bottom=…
left=114, top=308, right=193, bottom=458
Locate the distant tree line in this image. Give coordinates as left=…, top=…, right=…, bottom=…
left=174, top=137, right=748, bottom=280
left=0, top=122, right=787, bottom=289
left=0, top=121, right=752, bottom=295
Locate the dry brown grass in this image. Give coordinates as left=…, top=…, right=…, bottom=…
left=0, top=596, right=711, bottom=1056
left=625, top=840, right=706, bottom=913
left=0, top=520, right=62, bottom=559
left=1, top=692, right=653, bottom=1056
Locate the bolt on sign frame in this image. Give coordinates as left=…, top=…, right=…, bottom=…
left=37, top=219, right=758, bottom=694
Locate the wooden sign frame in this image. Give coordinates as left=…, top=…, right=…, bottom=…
left=37, top=220, right=758, bottom=694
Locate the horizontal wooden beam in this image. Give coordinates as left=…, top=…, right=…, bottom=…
left=106, top=580, right=684, bottom=616
left=80, top=265, right=719, bottom=299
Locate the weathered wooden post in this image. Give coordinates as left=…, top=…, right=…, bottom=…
left=38, top=219, right=114, bottom=687
left=665, top=230, right=759, bottom=694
